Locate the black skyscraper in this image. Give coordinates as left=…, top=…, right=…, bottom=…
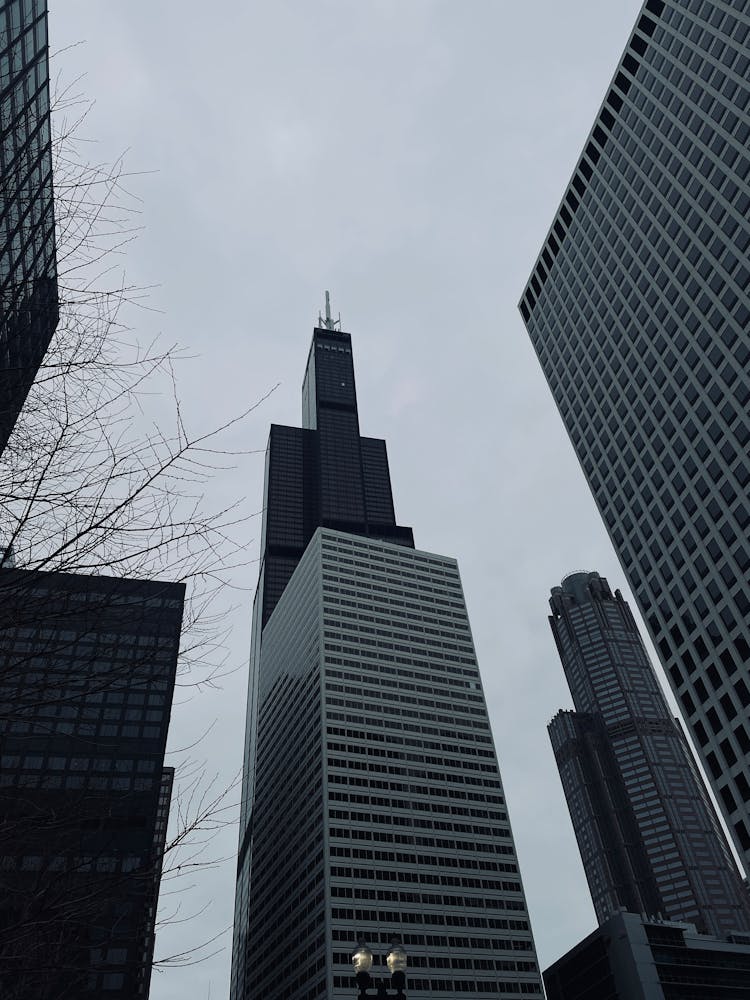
left=548, top=572, right=750, bottom=940
left=519, top=0, right=750, bottom=869
left=259, top=320, right=413, bottom=627
left=231, top=309, right=543, bottom=1000
left=0, top=0, right=58, bottom=455
left=0, top=568, right=184, bottom=999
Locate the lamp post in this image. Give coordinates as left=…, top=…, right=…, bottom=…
left=352, top=941, right=407, bottom=998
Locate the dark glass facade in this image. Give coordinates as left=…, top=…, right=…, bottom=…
left=230, top=326, right=543, bottom=999
left=258, top=326, right=413, bottom=628
left=0, top=568, right=184, bottom=999
left=0, top=0, right=58, bottom=455
left=519, top=0, right=750, bottom=868
left=548, top=572, right=750, bottom=939
left=544, top=911, right=750, bottom=1000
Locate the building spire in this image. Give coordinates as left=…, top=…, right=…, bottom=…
left=317, top=290, right=341, bottom=331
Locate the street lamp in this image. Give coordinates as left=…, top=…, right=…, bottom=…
left=352, top=940, right=407, bottom=998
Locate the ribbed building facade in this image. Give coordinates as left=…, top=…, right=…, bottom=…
left=0, top=0, right=58, bottom=455
left=519, top=0, right=750, bottom=868
left=548, top=572, right=750, bottom=940
left=230, top=321, right=542, bottom=999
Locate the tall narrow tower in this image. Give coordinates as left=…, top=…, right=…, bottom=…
left=548, top=571, right=750, bottom=939
left=230, top=307, right=543, bottom=1000
left=519, top=0, right=750, bottom=869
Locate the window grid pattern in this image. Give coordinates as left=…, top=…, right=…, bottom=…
left=322, top=531, right=542, bottom=999
left=520, top=0, right=750, bottom=867
left=361, top=437, right=397, bottom=525
left=0, top=569, right=183, bottom=998
left=236, top=546, right=327, bottom=1000
left=549, top=573, right=750, bottom=939
left=544, top=911, right=750, bottom=999
left=234, top=327, right=415, bottom=998
left=258, top=328, right=413, bottom=629
left=232, top=530, right=543, bottom=999
left=0, top=0, right=58, bottom=454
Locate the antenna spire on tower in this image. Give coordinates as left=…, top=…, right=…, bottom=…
left=318, top=290, right=341, bottom=331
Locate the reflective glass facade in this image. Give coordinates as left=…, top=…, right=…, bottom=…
left=520, top=0, right=750, bottom=868
left=0, top=568, right=184, bottom=999
left=231, top=328, right=542, bottom=999
left=548, top=572, right=750, bottom=939
left=0, top=0, right=58, bottom=455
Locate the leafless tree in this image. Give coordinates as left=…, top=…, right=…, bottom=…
left=0, top=73, right=268, bottom=997
left=2, top=78, right=268, bottom=657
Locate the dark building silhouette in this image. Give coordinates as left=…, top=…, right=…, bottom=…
left=259, top=322, right=413, bottom=627
left=543, top=911, right=750, bottom=1000
left=230, top=308, right=543, bottom=1000
left=548, top=571, right=750, bottom=939
left=0, top=0, right=58, bottom=456
left=0, top=568, right=184, bottom=999
left=520, top=0, right=750, bottom=870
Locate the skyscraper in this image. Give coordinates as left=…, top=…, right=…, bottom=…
left=0, top=0, right=58, bottom=455
left=519, top=0, right=750, bottom=868
left=547, top=571, right=750, bottom=940
left=230, top=312, right=543, bottom=999
left=0, top=567, right=184, bottom=999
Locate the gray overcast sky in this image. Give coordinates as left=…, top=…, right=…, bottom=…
left=49, top=3, right=648, bottom=998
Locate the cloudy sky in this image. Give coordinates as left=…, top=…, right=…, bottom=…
left=49, top=3, right=650, bottom=997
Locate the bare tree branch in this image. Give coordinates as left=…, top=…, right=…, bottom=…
left=1, top=70, right=264, bottom=995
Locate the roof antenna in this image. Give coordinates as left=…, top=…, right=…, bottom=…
left=318, top=290, right=341, bottom=331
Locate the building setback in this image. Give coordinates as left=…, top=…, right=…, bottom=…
left=0, top=568, right=184, bottom=999
left=519, top=0, right=750, bottom=868
left=0, top=0, right=58, bottom=456
left=547, top=571, right=750, bottom=939
left=258, top=322, right=413, bottom=631
left=230, top=317, right=543, bottom=999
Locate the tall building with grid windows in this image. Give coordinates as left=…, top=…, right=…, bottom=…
left=0, top=568, right=183, bottom=999
left=519, top=0, right=750, bottom=870
left=230, top=320, right=543, bottom=1000
left=0, top=0, right=58, bottom=456
left=548, top=571, right=750, bottom=940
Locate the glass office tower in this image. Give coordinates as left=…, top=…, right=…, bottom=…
left=0, top=0, right=58, bottom=455
left=519, top=0, right=750, bottom=868
left=548, top=571, right=750, bottom=939
left=0, top=568, right=184, bottom=999
left=230, top=321, right=542, bottom=999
